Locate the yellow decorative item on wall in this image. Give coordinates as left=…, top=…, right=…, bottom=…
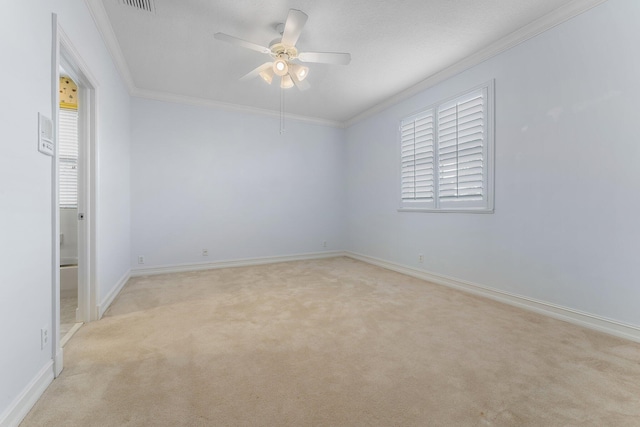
left=59, top=76, right=78, bottom=110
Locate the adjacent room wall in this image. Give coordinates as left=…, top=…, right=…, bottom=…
left=130, top=98, right=346, bottom=269
left=0, top=0, right=130, bottom=423
left=59, top=208, right=78, bottom=265
left=346, top=0, right=640, bottom=328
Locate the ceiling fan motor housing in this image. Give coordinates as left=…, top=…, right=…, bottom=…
left=269, top=42, right=298, bottom=60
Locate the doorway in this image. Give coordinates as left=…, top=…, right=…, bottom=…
left=58, top=72, right=82, bottom=346
left=52, top=18, right=98, bottom=376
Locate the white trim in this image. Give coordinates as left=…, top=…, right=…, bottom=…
left=397, top=208, right=494, bottom=214
left=344, top=0, right=610, bottom=127
left=54, top=348, right=63, bottom=377
left=57, top=19, right=103, bottom=322
left=0, top=362, right=54, bottom=427
left=82, top=0, right=136, bottom=92
left=50, top=12, right=62, bottom=380
left=345, top=251, right=640, bottom=343
left=398, top=80, right=494, bottom=213
left=105, top=252, right=345, bottom=314
left=131, top=89, right=343, bottom=128
left=52, top=20, right=101, bottom=380
left=83, top=0, right=607, bottom=128
left=58, top=27, right=100, bottom=324
left=60, top=324, right=83, bottom=348
left=97, top=269, right=131, bottom=319
left=82, top=0, right=341, bottom=128
left=130, top=251, right=346, bottom=277
left=89, top=88, right=100, bottom=322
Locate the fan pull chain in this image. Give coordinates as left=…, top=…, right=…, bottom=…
left=280, top=86, right=285, bottom=135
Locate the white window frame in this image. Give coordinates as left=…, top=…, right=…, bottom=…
left=398, top=80, right=494, bottom=213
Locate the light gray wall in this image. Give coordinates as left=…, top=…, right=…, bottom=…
left=345, top=0, right=640, bottom=327
left=130, top=98, right=347, bottom=268
left=0, top=2, right=53, bottom=419
left=0, top=0, right=130, bottom=419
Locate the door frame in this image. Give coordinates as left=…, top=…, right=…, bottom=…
left=51, top=14, right=100, bottom=376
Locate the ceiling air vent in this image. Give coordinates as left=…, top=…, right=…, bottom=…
left=120, top=0, right=155, bottom=14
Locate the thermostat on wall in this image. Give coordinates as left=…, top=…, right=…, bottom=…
left=38, top=113, right=54, bottom=156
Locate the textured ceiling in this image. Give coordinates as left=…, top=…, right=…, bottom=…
left=98, top=0, right=585, bottom=124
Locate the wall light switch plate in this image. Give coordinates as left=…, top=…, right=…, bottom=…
left=38, top=113, right=54, bottom=156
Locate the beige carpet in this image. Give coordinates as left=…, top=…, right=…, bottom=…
left=22, top=257, right=640, bottom=426
left=60, top=294, right=77, bottom=337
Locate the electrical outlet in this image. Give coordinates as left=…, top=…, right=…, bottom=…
left=323, top=241, right=327, bottom=248
left=138, top=256, right=144, bottom=264
left=202, top=249, right=209, bottom=256
left=419, top=254, right=424, bottom=263
left=41, top=327, right=49, bottom=350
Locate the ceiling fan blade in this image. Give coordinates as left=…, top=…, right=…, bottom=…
left=290, top=72, right=310, bottom=91
left=214, top=33, right=271, bottom=54
left=239, top=62, right=273, bottom=81
left=281, top=9, right=308, bottom=47
left=298, top=51, right=351, bottom=65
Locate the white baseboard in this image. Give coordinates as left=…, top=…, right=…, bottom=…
left=0, top=361, right=54, bottom=427
left=54, top=348, right=63, bottom=377
left=346, top=251, right=640, bottom=343
left=60, top=324, right=83, bottom=349
left=130, top=251, right=346, bottom=277
left=97, top=269, right=131, bottom=319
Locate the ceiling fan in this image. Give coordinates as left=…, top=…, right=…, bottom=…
left=214, top=9, right=351, bottom=91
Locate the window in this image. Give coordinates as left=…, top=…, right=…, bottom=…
left=59, top=75, right=79, bottom=209
left=59, top=108, right=78, bottom=209
left=399, top=81, right=494, bottom=212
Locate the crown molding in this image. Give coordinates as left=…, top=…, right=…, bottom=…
left=343, top=0, right=610, bottom=128
left=82, top=0, right=342, bottom=128
left=83, top=0, right=136, bottom=92
left=84, top=0, right=609, bottom=129
left=131, top=87, right=344, bottom=128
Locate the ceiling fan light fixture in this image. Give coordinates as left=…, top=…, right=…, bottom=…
left=281, top=74, right=294, bottom=89
left=273, top=57, right=289, bottom=76
left=215, top=8, right=351, bottom=94
left=290, top=63, right=309, bottom=81
left=259, top=67, right=274, bottom=84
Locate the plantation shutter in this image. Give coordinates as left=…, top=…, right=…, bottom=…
left=59, top=108, right=78, bottom=208
left=437, top=87, right=486, bottom=205
left=401, top=110, right=434, bottom=204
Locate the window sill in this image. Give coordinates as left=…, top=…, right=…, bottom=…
left=398, top=207, right=494, bottom=214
